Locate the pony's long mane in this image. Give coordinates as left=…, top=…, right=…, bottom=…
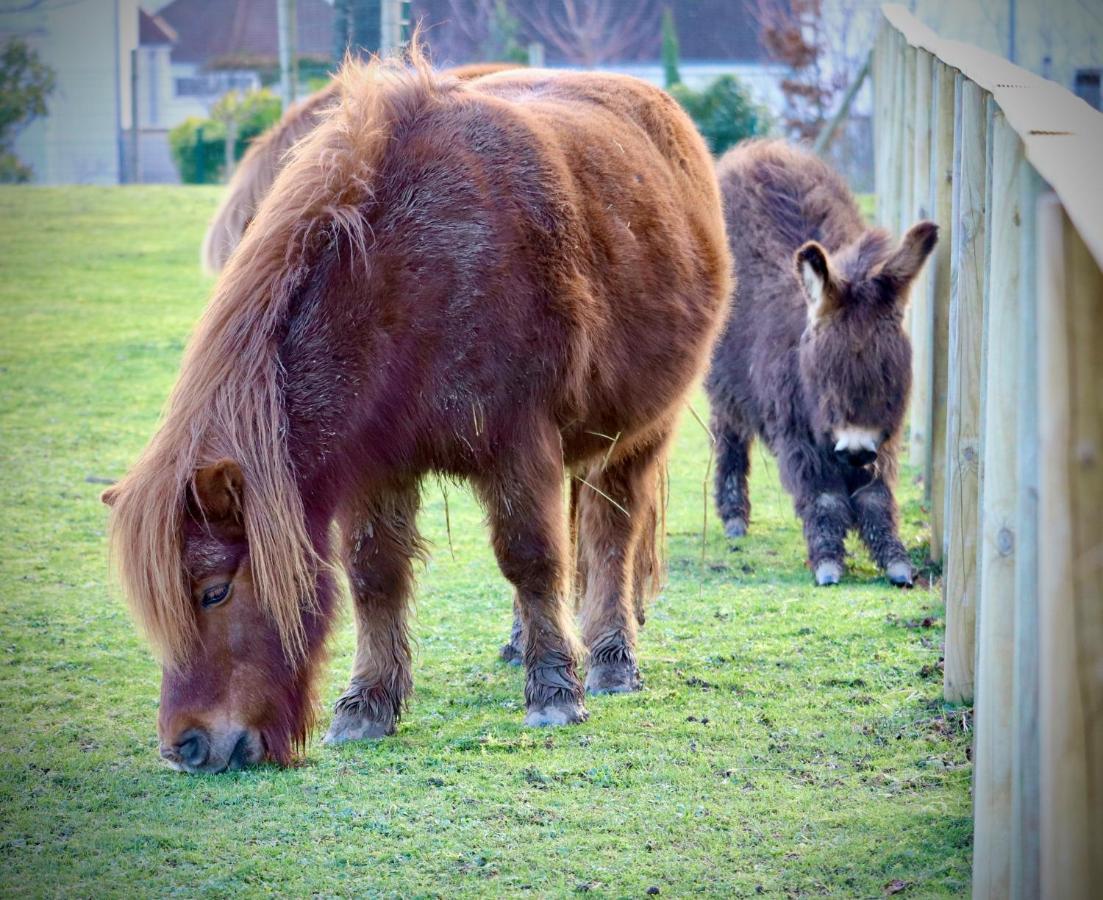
left=200, top=82, right=341, bottom=275
left=108, top=45, right=443, bottom=667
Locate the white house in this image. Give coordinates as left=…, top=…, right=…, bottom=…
left=3, top=0, right=141, bottom=184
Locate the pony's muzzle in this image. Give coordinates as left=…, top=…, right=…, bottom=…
left=833, top=427, right=880, bottom=468
left=160, top=726, right=260, bottom=774
left=835, top=446, right=878, bottom=468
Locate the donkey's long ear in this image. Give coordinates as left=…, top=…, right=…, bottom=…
left=878, top=221, right=939, bottom=292
left=796, top=241, right=841, bottom=322
left=191, top=459, right=244, bottom=524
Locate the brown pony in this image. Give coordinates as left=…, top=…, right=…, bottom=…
left=706, top=140, right=936, bottom=587
left=200, top=62, right=521, bottom=274
left=104, top=49, right=731, bottom=772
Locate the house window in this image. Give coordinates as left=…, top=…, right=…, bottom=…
left=1074, top=69, right=1101, bottom=110
left=175, top=71, right=259, bottom=98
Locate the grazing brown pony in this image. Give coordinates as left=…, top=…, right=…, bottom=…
left=706, top=140, right=936, bottom=587
left=200, top=62, right=521, bottom=274
left=104, top=50, right=730, bottom=773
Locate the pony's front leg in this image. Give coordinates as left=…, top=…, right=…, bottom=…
left=848, top=473, right=913, bottom=586
left=499, top=594, right=524, bottom=666
left=576, top=429, right=668, bottom=693
left=783, top=443, right=854, bottom=586
left=474, top=424, right=587, bottom=727
left=324, top=484, right=421, bottom=745
left=712, top=409, right=753, bottom=539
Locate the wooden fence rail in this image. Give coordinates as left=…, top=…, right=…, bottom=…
left=873, top=6, right=1103, bottom=898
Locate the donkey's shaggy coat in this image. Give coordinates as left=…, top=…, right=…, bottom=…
left=200, top=62, right=520, bottom=274
left=707, top=140, right=936, bottom=586
left=105, top=50, right=730, bottom=770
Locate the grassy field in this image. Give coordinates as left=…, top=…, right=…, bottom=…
left=0, top=187, right=971, bottom=897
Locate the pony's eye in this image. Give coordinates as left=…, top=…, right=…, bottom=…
left=200, top=583, right=231, bottom=608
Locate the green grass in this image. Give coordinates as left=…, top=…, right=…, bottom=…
left=0, top=187, right=971, bottom=897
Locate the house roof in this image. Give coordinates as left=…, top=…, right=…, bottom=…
left=157, top=0, right=334, bottom=65
left=139, top=9, right=177, bottom=47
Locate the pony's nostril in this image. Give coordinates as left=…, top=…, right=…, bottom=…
left=175, top=729, right=210, bottom=768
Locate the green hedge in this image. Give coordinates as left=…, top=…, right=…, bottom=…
left=168, top=89, right=282, bottom=184
left=670, top=75, right=771, bottom=156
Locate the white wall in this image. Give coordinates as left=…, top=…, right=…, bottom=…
left=4, top=0, right=141, bottom=184
left=914, top=0, right=1103, bottom=91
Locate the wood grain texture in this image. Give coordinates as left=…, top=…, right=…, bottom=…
left=971, top=108, right=1023, bottom=900
left=1037, top=194, right=1103, bottom=900
left=942, top=75, right=988, bottom=704
left=927, top=59, right=956, bottom=564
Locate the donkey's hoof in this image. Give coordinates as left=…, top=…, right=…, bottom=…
left=886, top=560, right=914, bottom=587
left=524, top=701, right=589, bottom=727
left=814, top=560, right=843, bottom=586
left=322, top=712, right=394, bottom=745
left=499, top=640, right=523, bottom=667
left=723, top=517, right=748, bottom=539
left=585, top=659, right=641, bottom=694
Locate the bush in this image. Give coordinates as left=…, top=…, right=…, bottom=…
left=0, top=151, right=31, bottom=183
left=168, top=88, right=282, bottom=184
left=670, top=75, right=771, bottom=156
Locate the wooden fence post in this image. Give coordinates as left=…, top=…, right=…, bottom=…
left=942, top=75, right=989, bottom=704
left=927, top=59, right=956, bottom=562
left=1036, top=193, right=1103, bottom=899
left=900, top=44, right=916, bottom=241
left=971, top=106, right=1024, bottom=900
left=1010, top=164, right=1044, bottom=900
left=909, top=48, right=934, bottom=469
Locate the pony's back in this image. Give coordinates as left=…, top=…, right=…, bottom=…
left=200, top=62, right=523, bottom=274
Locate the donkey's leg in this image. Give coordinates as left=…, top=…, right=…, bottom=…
left=473, top=427, right=587, bottom=727
left=784, top=444, right=854, bottom=586
left=712, top=410, right=753, bottom=539
left=577, top=432, right=667, bottom=694
left=324, top=484, right=421, bottom=745
left=849, top=474, right=913, bottom=587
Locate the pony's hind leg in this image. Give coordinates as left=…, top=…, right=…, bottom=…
left=577, top=430, right=667, bottom=694
left=324, top=483, right=421, bottom=745
left=474, top=423, right=587, bottom=727
left=713, top=410, right=752, bottom=539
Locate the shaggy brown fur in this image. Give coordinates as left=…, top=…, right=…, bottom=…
left=706, top=140, right=936, bottom=587
left=200, top=62, right=521, bottom=274
left=106, top=46, right=730, bottom=771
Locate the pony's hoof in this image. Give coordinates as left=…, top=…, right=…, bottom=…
left=814, top=560, right=843, bottom=586
left=524, top=701, right=589, bottom=727
left=499, top=640, right=523, bottom=666
left=723, top=517, right=748, bottom=539
left=323, top=711, right=394, bottom=745
left=585, top=659, right=641, bottom=694
left=886, top=560, right=914, bottom=587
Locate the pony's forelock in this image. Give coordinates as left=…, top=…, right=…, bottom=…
left=108, top=39, right=443, bottom=668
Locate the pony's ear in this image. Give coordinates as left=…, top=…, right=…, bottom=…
left=878, top=221, right=939, bottom=293
left=101, top=485, right=118, bottom=507
left=191, top=460, right=244, bottom=524
left=795, top=241, right=841, bottom=322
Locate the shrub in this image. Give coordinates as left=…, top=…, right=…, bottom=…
left=670, top=75, right=771, bottom=156
left=168, top=88, right=282, bottom=184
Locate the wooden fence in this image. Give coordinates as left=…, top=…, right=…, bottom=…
left=873, top=6, right=1103, bottom=898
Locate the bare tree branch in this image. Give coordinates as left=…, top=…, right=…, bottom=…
left=520, top=0, right=660, bottom=67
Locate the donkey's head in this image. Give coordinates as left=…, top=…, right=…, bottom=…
left=795, top=221, right=938, bottom=468
left=104, top=459, right=331, bottom=773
